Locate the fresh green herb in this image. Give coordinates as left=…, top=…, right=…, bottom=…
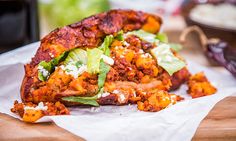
left=98, top=59, right=110, bottom=89
left=87, top=48, right=103, bottom=74
left=126, top=30, right=159, bottom=44
left=62, top=95, right=99, bottom=107
left=169, top=43, right=183, bottom=52
left=38, top=61, right=53, bottom=72
left=65, top=68, right=72, bottom=72
left=64, top=48, right=87, bottom=65
left=150, top=43, right=186, bottom=76
left=51, top=51, right=69, bottom=66
left=37, top=61, right=53, bottom=81
left=75, top=61, right=83, bottom=68
left=38, top=51, right=69, bottom=81
left=38, top=69, right=48, bottom=82
left=156, top=33, right=168, bottom=43
left=98, top=35, right=114, bottom=56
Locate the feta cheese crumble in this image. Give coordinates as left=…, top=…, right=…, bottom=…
left=112, top=90, right=119, bottom=94
left=119, top=94, right=126, bottom=102
left=101, top=55, right=114, bottom=66
left=122, top=41, right=130, bottom=46
left=38, top=65, right=49, bottom=78
left=138, top=49, right=144, bottom=54
left=141, top=53, right=152, bottom=58
left=60, top=63, right=87, bottom=78
left=24, top=102, right=48, bottom=111
left=112, top=90, right=126, bottom=103
left=102, top=92, right=110, bottom=97
left=49, top=52, right=54, bottom=58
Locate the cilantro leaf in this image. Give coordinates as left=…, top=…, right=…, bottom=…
left=38, top=51, right=69, bottom=81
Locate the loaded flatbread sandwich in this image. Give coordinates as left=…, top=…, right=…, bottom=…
left=11, top=9, right=217, bottom=122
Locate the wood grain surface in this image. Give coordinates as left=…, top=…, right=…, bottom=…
left=0, top=96, right=236, bottom=141
left=192, top=96, right=236, bottom=141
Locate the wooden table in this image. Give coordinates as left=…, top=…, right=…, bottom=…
left=0, top=96, right=235, bottom=141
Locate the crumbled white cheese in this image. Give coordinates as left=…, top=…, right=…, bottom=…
left=49, top=52, right=54, bottom=58
left=60, top=63, right=87, bottom=78
left=77, top=65, right=87, bottom=75
left=127, top=67, right=132, bottom=71
left=101, top=55, right=114, bottom=66
left=112, top=90, right=126, bottom=103
left=123, top=41, right=130, bottom=46
left=141, top=53, right=152, bottom=58
left=112, top=90, right=120, bottom=94
left=101, top=92, right=110, bottom=97
left=24, top=102, right=48, bottom=111
left=38, top=65, right=49, bottom=77
left=138, top=49, right=144, bottom=54
left=119, top=94, right=126, bottom=102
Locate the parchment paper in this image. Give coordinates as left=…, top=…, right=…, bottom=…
left=0, top=42, right=235, bottom=141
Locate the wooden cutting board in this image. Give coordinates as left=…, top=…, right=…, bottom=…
left=192, top=96, right=236, bottom=141
left=0, top=96, right=236, bottom=141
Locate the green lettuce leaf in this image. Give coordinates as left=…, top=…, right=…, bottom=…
left=87, top=48, right=103, bottom=74
left=96, top=35, right=114, bottom=89
left=156, top=33, right=182, bottom=52
left=116, top=30, right=124, bottom=41
left=64, top=48, right=87, bottom=65
left=62, top=88, right=105, bottom=107
left=62, top=95, right=99, bottom=107
left=169, top=43, right=183, bottom=52
left=126, top=30, right=159, bottom=44
left=98, top=35, right=114, bottom=56
left=98, top=59, right=110, bottom=89
left=150, top=43, right=186, bottom=76
left=156, top=33, right=168, bottom=43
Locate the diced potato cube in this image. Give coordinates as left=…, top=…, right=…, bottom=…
left=22, top=109, right=44, bottom=123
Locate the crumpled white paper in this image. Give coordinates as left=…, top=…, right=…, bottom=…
left=0, top=42, right=235, bottom=141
